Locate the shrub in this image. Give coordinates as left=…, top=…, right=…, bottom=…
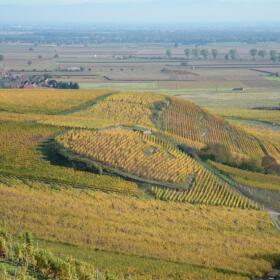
left=0, top=237, right=8, bottom=259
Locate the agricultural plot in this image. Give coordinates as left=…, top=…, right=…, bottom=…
left=0, top=182, right=279, bottom=280
left=0, top=121, right=139, bottom=195
left=0, top=89, right=110, bottom=114
left=1, top=32, right=280, bottom=280
left=56, top=127, right=257, bottom=208
left=56, top=128, right=197, bottom=186
left=160, top=97, right=264, bottom=165
left=209, top=107, right=280, bottom=126
left=75, top=92, right=165, bottom=127
left=210, top=161, right=280, bottom=191
left=0, top=88, right=279, bottom=280
left=239, top=126, right=280, bottom=167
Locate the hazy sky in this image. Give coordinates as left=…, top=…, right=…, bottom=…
left=1, top=0, right=280, bottom=25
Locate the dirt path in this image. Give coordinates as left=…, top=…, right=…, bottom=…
left=269, top=211, right=280, bottom=231
left=58, top=92, right=117, bottom=115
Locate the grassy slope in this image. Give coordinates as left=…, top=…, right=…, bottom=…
left=0, top=89, right=109, bottom=114
left=208, top=107, right=280, bottom=126
left=0, top=121, right=139, bottom=195
left=0, top=89, right=279, bottom=279
left=209, top=161, right=280, bottom=191
left=0, top=182, right=280, bottom=280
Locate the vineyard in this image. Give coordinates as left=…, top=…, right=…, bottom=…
left=0, top=182, right=279, bottom=280
left=0, top=121, right=139, bottom=195
left=160, top=97, right=264, bottom=162
left=241, top=125, right=280, bottom=166
left=0, top=91, right=276, bottom=208
left=55, top=127, right=257, bottom=208
left=0, top=88, right=279, bottom=280
left=151, top=182, right=257, bottom=209
left=56, top=128, right=197, bottom=185
left=0, top=89, right=109, bottom=114
left=75, top=92, right=165, bottom=127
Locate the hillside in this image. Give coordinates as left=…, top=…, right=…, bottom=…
left=0, top=89, right=279, bottom=280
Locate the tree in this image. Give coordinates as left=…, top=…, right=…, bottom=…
left=166, top=49, right=172, bottom=58
left=0, top=54, right=4, bottom=61
left=258, top=50, right=267, bottom=59
left=249, top=49, right=258, bottom=60
left=229, top=49, right=238, bottom=60
left=270, top=50, right=278, bottom=62
left=200, top=49, right=209, bottom=60
left=211, top=49, right=218, bottom=59
left=184, top=48, right=191, bottom=59
left=192, top=48, right=200, bottom=59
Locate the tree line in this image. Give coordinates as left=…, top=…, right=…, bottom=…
left=166, top=48, right=280, bottom=62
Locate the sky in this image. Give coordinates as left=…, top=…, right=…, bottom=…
left=0, top=0, right=280, bottom=25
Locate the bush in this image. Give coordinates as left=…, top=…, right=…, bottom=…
left=0, top=230, right=118, bottom=280
left=15, top=266, right=35, bottom=280
left=0, top=237, right=8, bottom=259
left=199, top=143, right=262, bottom=172
left=0, top=265, right=9, bottom=280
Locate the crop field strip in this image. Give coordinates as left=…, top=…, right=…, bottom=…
left=150, top=171, right=258, bottom=209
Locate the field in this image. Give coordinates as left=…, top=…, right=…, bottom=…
left=1, top=41, right=280, bottom=93
left=56, top=128, right=196, bottom=185
left=210, top=161, right=280, bottom=191
left=0, top=39, right=280, bottom=279
left=0, top=89, right=110, bottom=114
left=0, top=181, right=279, bottom=280
left=161, top=97, right=263, bottom=162
left=0, top=121, right=139, bottom=195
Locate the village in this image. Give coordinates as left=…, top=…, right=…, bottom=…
left=0, top=69, right=79, bottom=89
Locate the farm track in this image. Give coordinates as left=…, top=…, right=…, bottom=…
left=57, top=92, right=117, bottom=115
left=269, top=211, right=280, bottom=231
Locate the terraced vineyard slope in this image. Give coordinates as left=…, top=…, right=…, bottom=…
left=56, top=128, right=196, bottom=187
left=55, top=128, right=257, bottom=208
left=160, top=97, right=265, bottom=167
